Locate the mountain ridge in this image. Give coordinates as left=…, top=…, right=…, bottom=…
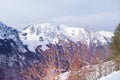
left=20, top=23, right=113, bottom=52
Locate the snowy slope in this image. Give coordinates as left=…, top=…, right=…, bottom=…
left=0, top=22, right=26, bottom=53
left=20, top=23, right=114, bottom=52
left=98, top=71, right=120, bottom=80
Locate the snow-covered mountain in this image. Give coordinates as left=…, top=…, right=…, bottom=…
left=0, top=22, right=114, bottom=80
left=0, top=22, right=40, bottom=80
left=20, top=23, right=113, bottom=52
left=0, top=22, right=27, bottom=53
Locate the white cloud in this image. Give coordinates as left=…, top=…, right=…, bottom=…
left=0, top=0, right=119, bottom=31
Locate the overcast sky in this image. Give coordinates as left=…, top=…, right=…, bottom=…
left=0, top=0, right=120, bottom=31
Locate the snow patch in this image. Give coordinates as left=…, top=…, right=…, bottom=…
left=22, top=40, right=49, bottom=52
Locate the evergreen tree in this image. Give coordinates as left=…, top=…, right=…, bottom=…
left=110, top=23, right=120, bottom=70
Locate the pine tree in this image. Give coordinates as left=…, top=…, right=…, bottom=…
left=110, top=23, right=120, bottom=70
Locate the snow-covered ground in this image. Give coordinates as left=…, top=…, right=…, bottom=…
left=56, top=61, right=115, bottom=80
left=98, top=71, right=120, bottom=80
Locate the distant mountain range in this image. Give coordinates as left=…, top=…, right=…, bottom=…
left=0, top=22, right=113, bottom=80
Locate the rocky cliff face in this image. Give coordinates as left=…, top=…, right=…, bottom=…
left=18, top=23, right=113, bottom=79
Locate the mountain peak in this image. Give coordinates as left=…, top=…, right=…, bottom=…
left=0, top=22, right=17, bottom=40
left=0, top=22, right=27, bottom=53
